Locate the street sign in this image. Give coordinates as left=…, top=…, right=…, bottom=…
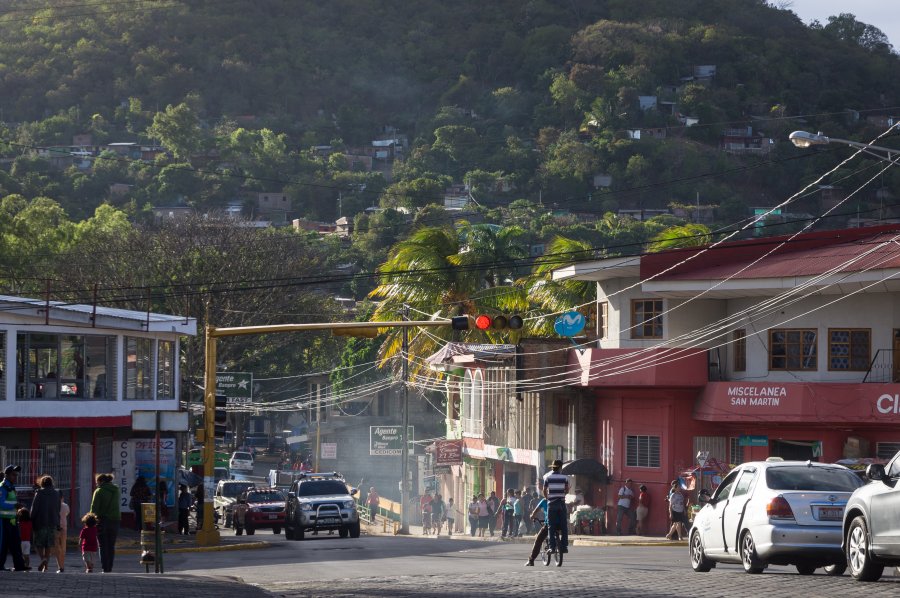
left=370, top=425, right=414, bottom=456
left=215, top=372, right=253, bottom=404
left=321, top=442, right=337, bottom=459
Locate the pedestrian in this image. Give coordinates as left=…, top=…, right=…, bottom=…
left=446, top=498, right=455, bottom=536
left=542, top=459, right=570, bottom=554
left=366, top=487, right=379, bottom=523
left=30, top=474, right=61, bottom=572
left=17, top=508, right=32, bottom=570
left=431, top=493, right=445, bottom=535
left=513, top=490, right=524, bottom=537
left=79, top=513, right=98, bottom=573
left=500, top=489, right=515, bottom=538
left=55, top=496, right=69, bottom=573
left=89, top=472, right=121, bottom=573
left=477, top=493, right=490, bottom=537
left=524, top=494, right=548, bottom=566
left=420, top=491, right=433, bottom=535
left=129, top=475, right=151, bottom=531
left=635, top=484, right=650, bottom=535
left=177, top=484, right=192, bottom=535
left=666, top=479, right=688, bottom=541
left=467, top=495, right=479, bottom=536
left=156, top=478, right=169, bottom=523
left=615, top=478, right=636, bottom=535
left=0, top=464, right=29, bottom=571
left=232, top=497, right=248, bottom=536
left=486, top=491, right=499, bottom=536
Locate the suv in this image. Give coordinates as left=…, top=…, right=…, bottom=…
left=239, top=487, right=287, bottom=535
left=842, top=451, right=900, bottom=581
left=229, top=451, right=254, bottom=473
left=214, top=479, right=256, bottom=527
left=284, top=472, right=360, bottom=541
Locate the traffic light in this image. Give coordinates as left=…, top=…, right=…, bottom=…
left=214, top=394, right=228, bottom=439
left=473, top=313, right=524, bottom=331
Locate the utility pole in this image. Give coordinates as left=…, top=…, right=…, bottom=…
left=400, top=305, right=410, bottom=534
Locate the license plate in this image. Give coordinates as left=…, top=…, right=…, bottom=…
left=317, top=518, right=339, bottom=525
left=818, top=506, right=842, bottom=521
left=268, top=514, right=278, bottom=520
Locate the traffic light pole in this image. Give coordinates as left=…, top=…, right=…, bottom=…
left=195, top=318, right=459, bottom=547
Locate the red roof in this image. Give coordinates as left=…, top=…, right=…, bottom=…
left=641, top=225, right=900, bottom=281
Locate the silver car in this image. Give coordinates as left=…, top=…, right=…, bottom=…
left=690, top=459, right=863, bottom=575
left=842, top=451, right=900, bottom=581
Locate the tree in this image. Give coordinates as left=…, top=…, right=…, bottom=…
left=822, top=13, right=893, bottom=52
left=146, top=103, right=204, bottom=161
left=647, top=224, right=712, bottom=253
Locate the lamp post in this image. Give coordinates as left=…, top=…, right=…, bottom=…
left=789, top=130, right=899, bottom=162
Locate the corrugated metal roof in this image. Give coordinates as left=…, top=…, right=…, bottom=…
left=0, top=295, right=197, bottom=335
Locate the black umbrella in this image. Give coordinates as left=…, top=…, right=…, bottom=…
left=559, top=459, right=610, bottom=483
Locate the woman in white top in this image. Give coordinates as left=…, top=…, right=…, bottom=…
left=55, top=497, right=70, bottom=573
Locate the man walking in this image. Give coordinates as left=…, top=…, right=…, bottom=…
left=90, top=472, right=121, bottom=573
left=542, top=459, right=569, bottom=554
left=486, top=491, right=499, bottom=537
left=0, top=465, right=28, bottom=571
left=615, top=478, right=636, bottom=535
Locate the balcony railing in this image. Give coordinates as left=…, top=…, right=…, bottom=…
left=863, top=349, right=896, bottom=383
left=462, top=417, right=483, bottom=436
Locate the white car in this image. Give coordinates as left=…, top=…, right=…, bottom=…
left=690, top=458, right=864, bottom=575
left=229, top=451, right=254, bottom=472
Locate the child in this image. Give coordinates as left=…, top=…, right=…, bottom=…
left=17, top=507, right=32, bottom=570
left=80, top=513, right=99, bottom=573
left=232, top=497, right=249, bottom=536
left=446, top=498, right=455, bottom=536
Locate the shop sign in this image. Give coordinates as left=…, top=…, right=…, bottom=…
left=435, top=439, right=463, bottom=465
left=738, top=435, right=769, bottom=447
left=370, top=425, right=414, bottom=456
left=433, top=465, right=452, bottom=475
left=321, top=442, right=337, bottom=459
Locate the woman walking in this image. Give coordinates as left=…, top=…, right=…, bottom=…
left=55, top=496, right=69, bottom=573
left=89, top=473, right=121, bottom=573
left=30, top=475, right=61, bottom=572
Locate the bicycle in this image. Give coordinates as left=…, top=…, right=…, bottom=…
left=540, top=525, right=564, bottom=567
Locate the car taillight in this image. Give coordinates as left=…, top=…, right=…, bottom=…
left=767, top=496, right=795, bottom=520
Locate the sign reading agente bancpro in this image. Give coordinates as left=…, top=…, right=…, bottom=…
left=216, top=372, right=253, bottom=404
left=370, top=425, right=414, bottom=455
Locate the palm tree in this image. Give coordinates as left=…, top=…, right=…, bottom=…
left=647, top=223, right=712, bottom=252
left=368, top=224, right=529, bottom=377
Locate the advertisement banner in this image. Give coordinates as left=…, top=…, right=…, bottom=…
left=216, top=372, right=253, bottom=404
left=370, top=426, right=414, bottom=456
left=115, top=438, right=177, bottom=512
left=435, top=439, right=463, bottom=465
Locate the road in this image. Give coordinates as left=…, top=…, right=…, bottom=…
left=160, top=531, right=900, bottom=597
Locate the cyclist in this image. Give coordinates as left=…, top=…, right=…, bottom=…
left=542, top=459, right=570, bottom=555
left=524, top=494, right=548, bottom=566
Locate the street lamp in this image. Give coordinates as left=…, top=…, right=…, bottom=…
left=789, top=130, right=899, bottom=162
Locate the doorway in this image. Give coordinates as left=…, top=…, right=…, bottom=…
left=770, top=439, right=819, bottom=461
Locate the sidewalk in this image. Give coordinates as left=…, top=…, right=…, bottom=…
left=1, top=573, right=272, bottom=598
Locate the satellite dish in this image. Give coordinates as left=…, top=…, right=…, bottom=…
left=554, top=311, right=586, bottom=337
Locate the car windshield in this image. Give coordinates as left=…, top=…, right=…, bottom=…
left=233, top=452, right=252, bottom=461
left=222, top=482, right=254, bottom=497
left=247, top=491, right=284, bottom=502
left=297, top=480, right=348, bottom=496
left=765, top=466, right=863, bottom=492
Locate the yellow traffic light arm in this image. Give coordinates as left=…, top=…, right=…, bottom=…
left=208, top=320, right=453, bottom=338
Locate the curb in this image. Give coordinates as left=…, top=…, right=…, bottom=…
left=118, top=541, right=270, bottom=554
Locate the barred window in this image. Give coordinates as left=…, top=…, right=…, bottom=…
left=626, top=435, right=660, bottom=468
left=631, top=300, right=663, bottom=339
left=769, top=328, right=817, bottom=371
left=828, top=329, right=870, bottom=371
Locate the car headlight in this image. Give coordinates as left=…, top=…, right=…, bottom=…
left=343, top=500, right=354, bottom=509
left=300, top=503, right=314, bottom=511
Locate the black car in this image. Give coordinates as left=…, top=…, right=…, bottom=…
left=284, top=472, right=360, bottom=541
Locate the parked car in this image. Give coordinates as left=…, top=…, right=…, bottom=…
left=229, top=451, right=254, bottom=473
left=214, top=479, right=256, bottom=527
left=690, top=458, right=864, bottom=575
left=239, top=488, right=286, bottom=535
left=284, top=472, right=360, bottom=541
left=841, top=451, right=900, bottom=581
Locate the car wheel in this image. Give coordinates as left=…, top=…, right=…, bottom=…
left=339, top=526, right=349, bottom=538
left=349, top=520, right=361, bottom=539
left=690, top=530, right=714, bottom=572
left=847, top=516, right=884, bottom=582
left=795, top=564, right=816, bottom=575
left=823, top=562, right=847, bottom=576
left=740, top=531, right=765, bottom=574
left=284, top=525, right=294, bottom=540
left=273, top=527, right=281, bottom=535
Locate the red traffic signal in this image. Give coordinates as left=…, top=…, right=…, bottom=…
left=474, top=314, right=523, bottom=331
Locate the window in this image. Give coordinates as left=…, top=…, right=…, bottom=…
left=769, top=328, right=817, bottom=370
left=828, top=329, right=870, bottom=371
left=729, top=437, right=745, bottom=465
left=713, top=470, right=740, bottom=500
left=157, top=340, right=175, bottom=399
left=732, top=469, right=756, bottom=497
left=876, top=442, right=900, bottom=461
left=598, top=301, right=608, bottom=339
left=733, top=329, right=746, bottom=372
left=15, top=333, right=114, bottom=401
left=631, top=299, right=663, bottom=339
left=125, top=337, right=153, bottom=400
left=626, top=435, right=660, bottom=468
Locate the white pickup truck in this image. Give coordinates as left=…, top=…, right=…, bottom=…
left=213, top=479, right=255, bottom=527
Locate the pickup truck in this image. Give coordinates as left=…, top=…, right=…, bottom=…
left=214, top=479, right=255, bottom=527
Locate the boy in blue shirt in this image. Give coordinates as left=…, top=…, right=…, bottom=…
left=524, top=496, right=548, bottom=566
